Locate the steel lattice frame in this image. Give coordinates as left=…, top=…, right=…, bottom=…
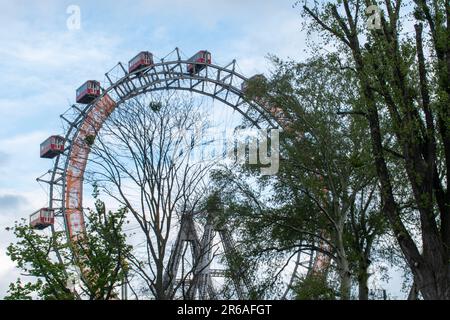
left=38, top=47, right=280, bottom=240
left=38, top=49, right=279, bottom=229
left=35, top=48, right=318, bottom=299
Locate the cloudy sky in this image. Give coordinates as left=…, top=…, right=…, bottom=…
left=0, top=0, right=405, bottom=298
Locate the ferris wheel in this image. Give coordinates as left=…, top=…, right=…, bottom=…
left=32, top=47, right=312, bottom=299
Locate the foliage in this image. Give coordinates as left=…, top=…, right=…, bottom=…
left=296, top=0, right=450, bottom=300
left=210, top=53, right=388, bottom=299
left=5, top=199, right=131, bottom=300
left=294, top=273, right=337, bottom=300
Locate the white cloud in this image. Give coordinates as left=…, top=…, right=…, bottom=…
left=0, top=131, right=49, bottom=159
left=0, top=131, right=53, bottom=190
left=0, top=247, right=19, bottom=298
left=0, top=27, right=122, bottom=72
left=0, top=188, right=49, bottom=298
left=152, top=26, right=169, bottom=41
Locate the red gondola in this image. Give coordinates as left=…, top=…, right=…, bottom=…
left=30, top=208, right=55, bottom=230
left=76, top=80, right=101, bottom=104
left=187, top=50, right=211, bottom=75
left=40, top=135, right=65, bottom=159
left=129, top=51, right=154, bottom=73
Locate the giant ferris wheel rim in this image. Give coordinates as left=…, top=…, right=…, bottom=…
left=45, top=48, right=281, bottom=240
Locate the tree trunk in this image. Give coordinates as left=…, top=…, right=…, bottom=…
left=357, top=264, right=369, bottom=300
left=339, top=262, right=352, bottom=300
left=335, top=231, right=351, bottom=300
left=350, top=44, right=449, bottom=300
left=414, top=265, right=450, bottom=300
left=408, top=281, right=419, bottom=300
left=155, top=259, right=167, bottom=300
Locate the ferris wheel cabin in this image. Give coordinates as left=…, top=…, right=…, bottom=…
left=187, top=50, right=211, bottom=75
left=40, top=135, right=65, bottom=159
left=30, top=208, right=55, bottom=230
left=76, top=80, right=101, bottom=104
left=129, top=51, right=154, bottom=73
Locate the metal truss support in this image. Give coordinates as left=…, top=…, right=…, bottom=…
left=191, top=213, right=216, bottom=299
left=164, top=210, right=253, bottom=300
left=163, top=213, right=201, bottom=298
left=218, top=228, right=251, bottom=299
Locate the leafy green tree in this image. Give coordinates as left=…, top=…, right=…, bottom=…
left=293, top=273, right=337, bottom=300
left=213, top=54, right=388, bottom=299
left=298, top=0, right=450, bottom=299
left=5, top=199, right=131, bottom=300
